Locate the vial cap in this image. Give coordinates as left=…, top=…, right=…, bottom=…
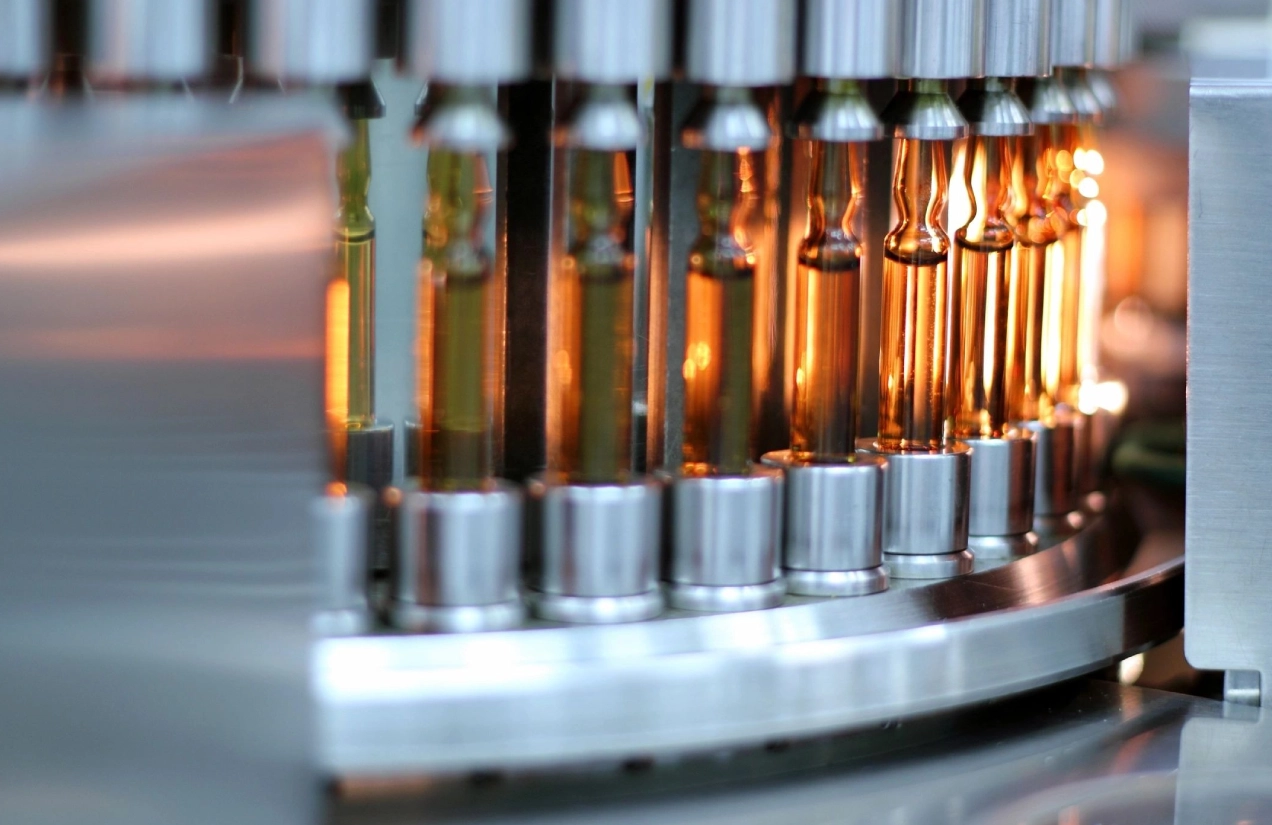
left=251, top=0, right=375, bottom=83
left=685, top=0, right=795, bottom=87
left=408, top=0, right=531, bottom=84
left=898, top=0, right=981, bottom=80
left=1050, top=0, right=1094, bottom=68
left=801, top=0, right=898, bottom=80
left=554, top=0, right=671, bottom=83
left=0, top=0, right=49, bottom=77
left=981, top=0, right=1050, bottom=78
left=88, top=0, right=211, bottom=82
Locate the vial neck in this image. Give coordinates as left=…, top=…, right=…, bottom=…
left=887, top=137, right=949, bottom=261
left=337, top=119, right=372, bottom=217
left=569, top=148, right=632, bottom=248
left=805, top=140, right=858, bottom=248
left=695, top=148, right=756, bottom=259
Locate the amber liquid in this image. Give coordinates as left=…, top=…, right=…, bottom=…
left=792, top=258, right=860, bottom=459
left=551, top=149, right=636, bottom=483
left=878, top=249, right=948, bottom=452
left=417, top=149, right=495, bottom=490
left=952, top=239, right=1017, bottom=438
left=1009, top=241, right=1052, bottom=422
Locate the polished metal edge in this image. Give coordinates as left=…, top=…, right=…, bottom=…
left=316, top=513, right=1183, bottom=775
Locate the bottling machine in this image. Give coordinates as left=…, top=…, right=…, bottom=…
left=0, top=0, right=1260, bottom=823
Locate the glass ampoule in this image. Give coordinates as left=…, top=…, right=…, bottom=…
left=416, top=92, right=499, bottom=491
left=682, top=146, right=759, bottom=476
left=1006, top=115, right=1068, bottom=424
left=950, top=121, right=1021, bottom=440
left=878, top=130, right=950, bottom=452
left=792, top=116, right=865, bottom=461
left=548, top=87, right=637, bottom=484
left=1044, top=100, right=1082, bottom=408
left=1064, top=77, right=1108, bottom=390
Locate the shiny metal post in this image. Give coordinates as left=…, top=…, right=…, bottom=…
left=312, top=486, right=373, bottom=636
left=251, top=0, right=375, bottom=83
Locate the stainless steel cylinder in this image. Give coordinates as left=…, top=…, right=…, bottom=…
left=407, top=0, right=531, bottom=84
left=0, top=0, right=49, bottom=78
left=862, top=440, right=973, bottom=579
left=525, top=476, right=664, bottom=623
left=881, top=82, right=969, bottom=141
left=251, top=0, right=375, bottom=83
left=554, top=0, right=671, bottom=83
left=956, top=78, right=1032, bottom=136
left=762, top=452, right=888, bottom=597
left=664, top=467, right=785, bottom=612
left=981, top=0, right=1050, bottom=78
left=958, top=432, right=1038, bottom=559
left=1024, top=413, right=1084, bottom=535
left=1061, top=68, right=1102, bottom=120
left=345, top=422, right=395, bottom=589
left=897, top=0, right=980, bottom=80
left=1092, top=0, right=1122, bottom=69
left=88, top=0, right=210, bottom=82
left=311, top=486, right=372, bottom=636
left=392, top=481, right=524, bottom=633
left=685, top=0, right=796, bottom=87
left=790, top=83, right=883, bottom=142
left=801, top=0, right=897, bottom=80
left=1050, top=0, right=1095, bottom=69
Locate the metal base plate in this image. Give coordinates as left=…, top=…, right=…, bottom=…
left=665, top=579, right=786, bottom=613
left=1035, top=509, right=1085, bottom=538
left=317, top=510, right=1183, bottom=776
left=969, top=532, right=1040, bottom=560
left=529, top=589, right=664, bottom=625
left=784, top=566, right=888, bottom=597
left=885, top=550, right=975, bottom=579
left=390, top=600, right=525, bottom=634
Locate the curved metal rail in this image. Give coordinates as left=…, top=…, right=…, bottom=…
left=315, top=509, right=1183, bottom=775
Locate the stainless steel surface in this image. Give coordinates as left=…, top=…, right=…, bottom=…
left=0, top=98, right=337, bottom=824
left=313, top=488, right=372, bottom=637
left=553, top=0, right=671, bottom=83
left=251, top=0, right=375, bottom=83
left=880, top=83, right=970, bottom=140
left=960, top=432, right=1035, bottom=537
left=684, top=0, right=796, bottom=87
left=1225, top=671, right=1262, bottom=707
left=415, top=90, right=511, bottom=150
left=956, top=79, right=1033, bottom=136
left=864, top=440, right=971, bottom=566
left=664, top=467, right=785, bottom=611
left=1187, top=80, right=1272, bottom=701
left=897, top=0, right=981, bottom=80
left=1060, top=66, right=1103, bottom=120
left=789, top=84, right=883, bottom=143
left=886, top=548, right=976, bottom=578
left=88, top=0, right=210, bottom=82
left=970, top=531, right=1040, bottom=559
left=526, top=475, right=664, bottom=624
left=1024, top=415, right=1080, bottom=523
left=800, top=0, right=897, bottom=80
left=315, top=512, right=1183, bottom=775
left=762, top=451, right=887, bottom=596
left=981, top=0, right=1050, bottom=79
left=1049, top=0, right=1095, bottom=68
left=1017, top=74, right=1078, bottom=122
left=1091, top=0, right=1124, bottom=69
left=0, top=0, right=48, bottom=77
left=679, top=90, right=774, bottom=151
left=392, top=481, right=524, bottom=632
left=407, top=0, right=531, bottom=84
left=554, top=92, right=643, bottom=150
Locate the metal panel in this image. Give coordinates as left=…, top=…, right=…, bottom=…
left=1186, top=80, right=1272, bottom=700
left=0, top=98, right=336, bottom=824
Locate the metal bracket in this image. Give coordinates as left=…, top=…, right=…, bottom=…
left=1225, top=670, right=1262, bottom=707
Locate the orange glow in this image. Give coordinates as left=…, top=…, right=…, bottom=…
left=326, top=276, right=350, bottom=432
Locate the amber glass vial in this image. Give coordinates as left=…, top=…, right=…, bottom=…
left=548, top=147, right=636, bottom=483
left=792, top=139, right=865, bottom=461
left=1007, top=120, right=1068, bottom=423
left=950, top=134, right=1020, bottom=440
left=682, top=149, right=759, bottom=476
left=416, top=149, right=498, bottom=491
left=878, top=137, right=950, bottom=452
left=326, top=114, right=378, bottom=478
left=1043, top=125, right=1081, bottom=408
